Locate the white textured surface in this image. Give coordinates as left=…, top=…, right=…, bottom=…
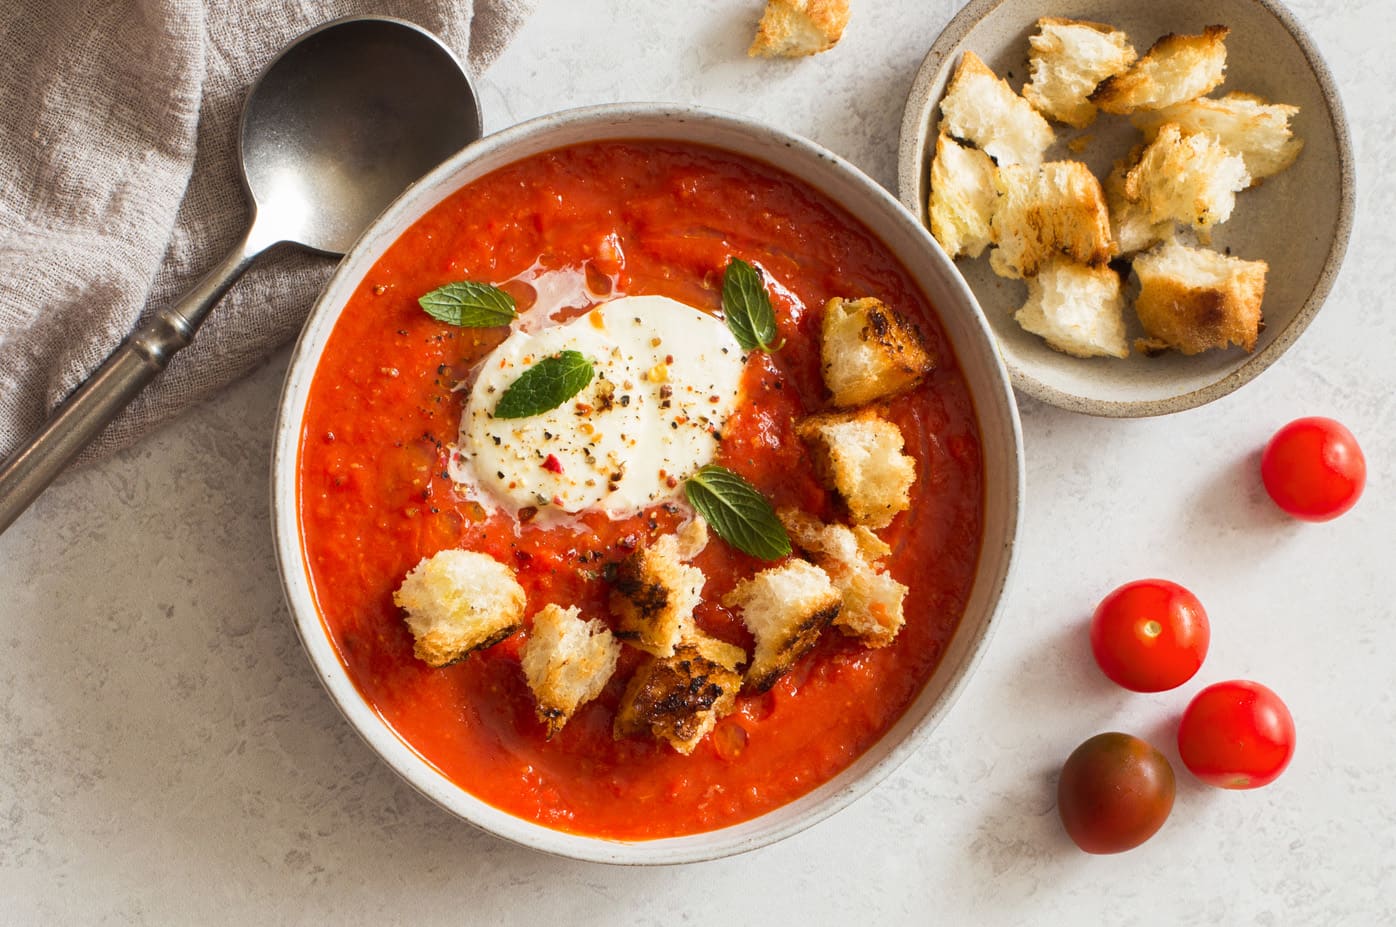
left=2, top=0, right=1392, bottom=921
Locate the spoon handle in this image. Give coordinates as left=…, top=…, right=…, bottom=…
left=0, top=230, right=263, bottom=534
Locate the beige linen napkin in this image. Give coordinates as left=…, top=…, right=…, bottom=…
left=0, top=0, right=532, bottom=463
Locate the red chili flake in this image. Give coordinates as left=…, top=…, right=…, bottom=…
left=542, top=454, right=564, bottom=473
left=514, top=550, right=534, bottom=566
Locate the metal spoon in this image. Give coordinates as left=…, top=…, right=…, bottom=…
left=0, top=15, right=481, bottom=533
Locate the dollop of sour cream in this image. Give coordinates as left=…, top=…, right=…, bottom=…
left=450, top=294, right=746, bottom=520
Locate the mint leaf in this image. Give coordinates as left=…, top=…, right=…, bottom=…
left=493, top=351, right=595, bottom=420
left=721, top=258, right=782, bottom=353
left=685, top=465, right=790, bottom=560
left=419, top=281, right=517, bottom=327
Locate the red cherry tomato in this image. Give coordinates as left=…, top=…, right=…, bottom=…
left=1058, top=732, right=1175, bottom=854
left=1177, top=680, right=1296, bottom=789
left=1090, top=579, right=1210, bottom=692
left=1261, top=417, right=1365, bottom=521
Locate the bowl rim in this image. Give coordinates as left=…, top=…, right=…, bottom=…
left=271, top=101, right=1025, bottom=865
left=895, top=0, right=1356, bottom=417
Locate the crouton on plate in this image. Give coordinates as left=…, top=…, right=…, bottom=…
left=723, top=559, right=841, bottom=692
left=1015, top=259, right=1129, bottom=359
left=1133, top=240, right=1268, bottom=354
left=929, top=132, right=1000, bottom=259
left=614, top=633, right=747, bottom=755
left=1090, top=26, right=1229, bottom=115
left=990, top=160, right=1115, bottom=279
left=820, top=297, right=935, bottom=408
left=1132, top=92, right=1304, bottom=184
left=520, top=604, right=621, bottom=738
left=748, top=0, right=849, bottom=58
left=609, top=533, right=705, bottom=657
left=940, top=50, right=1055, bottom=166
left=1023, top=17, right=1137, bottom=129
left=781, top=510, right=908, bottom=648
left=393, top=549, right=527, bottom=667
left=796, top=407, right=916, bottom=529
left=1104, top=155, right=1171, bottom=257
left=1123, top=123, right=1250, bottom=239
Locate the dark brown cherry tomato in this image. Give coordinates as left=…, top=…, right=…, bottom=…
left=1058, top=732, right=1176, bottom=854
left=1261, top=417, right=1365, bottom=521
left=1177, top=680, right=1296, bottom=789
left=1090, top=579, right=1210, bottom=692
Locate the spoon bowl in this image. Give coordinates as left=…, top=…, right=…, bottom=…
left=243, top=16, right=482, bottom=254
left=0, top=15, right=482, bottom=532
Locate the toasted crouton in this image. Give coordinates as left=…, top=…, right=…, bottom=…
left=1023, top=17, right=1137, bottom=128
left=940, top=51, right=1055, bottom=166
left=614, top=633, right=746, bottom=755
left=929, top=132, right=1000, bottom=259
left=989, top=161, right=1114, bottom=279
left=820, top=297, right=935, bottom=408
left=795, top=408, right=915, bottom=529
left=1104, top=154, right=1171, bottom=256
left=748, top=0, right=849, bottom=58
left=520, top=605, right=621, bottom=738
left=609, top=534, right=704, bottom=658
left=1132, top=92, right=1304, bottom=184
left=724, top=559, right=841, bottom=692
left=1090, top=26, right=1229, bottom=115
left=1132, top=241, right=1268, bottom=354
left=781, top=510, right=908, bottom=648
left=1015, top=259, right=1128, bottom=359
left=393, top=550, right=526, bottom=667
left=1123, top=123, right=1250, bottom=239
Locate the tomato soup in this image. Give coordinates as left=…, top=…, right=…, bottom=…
left=297, top=141, right=983, bottom=839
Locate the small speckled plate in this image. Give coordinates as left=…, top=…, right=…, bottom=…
left=898, top=0, right=1354, bottom=416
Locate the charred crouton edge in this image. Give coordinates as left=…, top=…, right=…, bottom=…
left=520, top=604, right=622, bottom=738
left=780, top=509, right=908, bottom=648
left=614, top=633, right=747, bottom=755
left=1022, top=17, right=1137, bottom=129
left=820, top=297, right=935, bottom=408
left=609, top=533, right=704, bottom=657
left=723, top=559, right=841, bottom=692
left=393, top=549, right=526, bottom=668
left=796, top=407, right=916, bottom=529
left=1089, top=26, right=1229, bottom=115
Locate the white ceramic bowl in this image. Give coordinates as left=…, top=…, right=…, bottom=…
left=272, top=104, right=1023, bottom=864
left=898, top=0, right=1355, bottom=416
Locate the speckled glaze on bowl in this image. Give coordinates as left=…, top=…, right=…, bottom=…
left=272, top=104, right=1024, bottom=865
left=898, top=0, right=1355, bottom=416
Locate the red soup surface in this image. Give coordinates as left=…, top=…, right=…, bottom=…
left=298, top=141, right=984, bottom=839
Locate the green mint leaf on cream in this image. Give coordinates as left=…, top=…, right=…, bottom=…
left=721, top=258, right=782, bottom=353
left=493, top=350, right=595, bottom=420
left=419, top=281, right=517, bottom=327
left=684, top=465, right=790, bottom=561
